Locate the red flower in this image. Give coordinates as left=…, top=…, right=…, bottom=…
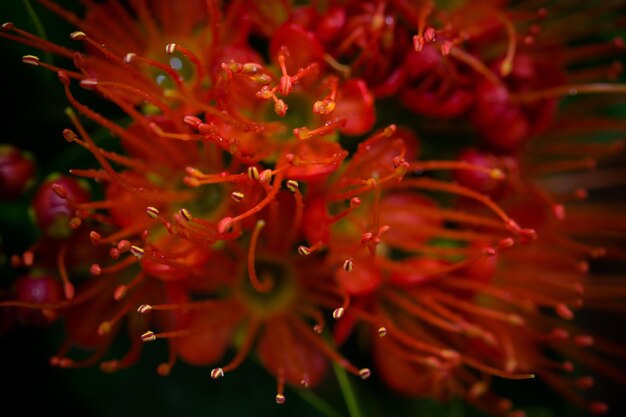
left=0, top=145, right=35, bottom=200
left=1, top=1, right=625, bottom=415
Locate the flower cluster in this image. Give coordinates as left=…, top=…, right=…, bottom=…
left=1, top=1, right=625, bottom=416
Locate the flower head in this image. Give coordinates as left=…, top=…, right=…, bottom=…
left=1, top=1, right=625, bottom=415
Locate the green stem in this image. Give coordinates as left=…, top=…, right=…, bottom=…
left=332, top=360, right=364, bottom=417
left=295, top=388, right=346, bottom=417
left=21, top=0, right=53, bottom=64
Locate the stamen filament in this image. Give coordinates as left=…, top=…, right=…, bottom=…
left=248, top=220, right=272, bottom=292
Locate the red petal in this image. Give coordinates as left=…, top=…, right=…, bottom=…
left=269, top=23, right=325, bottom=74
left=302, top=197, right=331, bottom=245
left=380, top=192, right=442, bottom=248
left=374, top=336, right=449, bottom=397
left=257, top=318, right=329, bottom=386
left=176, top=303, right=242, bottom=366
left=345, top=126, right=419, bottom=180
left=281, top=139, right=346, bottom=181
left=401, top=88, right=474, bottom=119
left=336, top=257, right=382, bottom=295
left=332, top=79, right=375, bottom=135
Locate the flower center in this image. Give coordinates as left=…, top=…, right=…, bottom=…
left=183, top=180, right=227, bottom=217
left=239, top=257, right=297, bottom=319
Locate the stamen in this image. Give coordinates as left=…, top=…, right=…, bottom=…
left=146, top=206, right=160, bottom=219
left=448, top=47, right=506, bottom=88
left=100, top=329, right=143, bottom=373
left=432, top=291, right=526, bottom=326
left=290, top=318, right=366, bottom=378
left=24, top=251, right=34, bottom=266
left=281, top=186, right=304, bottom=250
left=462, top=355, right=535, bottom=380
left=386, top=291, right=462, bottom=333
left=409, top=160, right=506, bottom=179
left=286, top=180, right=299, bottom=192
left=391, top=178, right=521, bottom=233
left=274, top=99, right=288, bottom=116
left=276, top=370, right=286, bottom=404
left=94, top=255, right=139, bottom=278
left=212, top=320, right=259, bottom=376
left=90, top=264, right=102, bottom=276
left=497, top=13, right=517, bottom=76
left=137, top=299, right=220, bottom=313
left=141, top=331, right=157, bottom=342
left=359, top=368, right=372, bottom=380
left=248, top=220, right=272, bottom=292
left=323, top=53, right=351, bottom=78
left=575, top=335, right=594, bottom=347
left=575, top=376, right=595, bottom=390
left=57, top=243, right=74, bottom=300
left=69, top=31, right=86, bottom=41
left=140, top=329, right=191, bottom=343
left=165, top=42, right=206, bottom=89
left=589, top=402, right=608, bottom=414
left=130, top=245, right=145, bottom=259
left=165, top=43, right=176, bottom=54
left=211, top=368, right=224, bottom=379
left=247, top=166, right=260, bottom=181
left=179, top=208, right=192, bottom=221
left=157, top=341, right=176, bottom=376
left=22, top=54, right=40, bottom=66
left=293, top=118, right=346, bottom=141
left=113, top=272, right=145, bottom=301
left=513, top=83, right=626, bottom=103
left=1, top=22, right=74, bottom=58
left=313, top=76, right=338, bottom=115
left=137, top=304, right=152, bottom=314
left=123, top=52, right=185, bottom=91
left=10, top=254, right=22, bottom=268
left=556, top=303, right=574, bottom=320
left=230, top=173, right=284, bottom=225
left=259, top=169, right=272, bottom=184
left=413, top=0, right=434, bottom=52
left=231, top=191, right=245, bottom=202
left=217, top=217, right=234, bottom=234
left=63, top=99, right=175, bottom=196
left=299, top=306, right=326, bottom=335
left=342, top=259, right=354, bottom=272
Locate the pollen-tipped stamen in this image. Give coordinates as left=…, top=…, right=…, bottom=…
left=141, top=329, right=192, bottom=343
left=213, top=320, right=259, bottom=377
left=165, top=42, right=205, bottom=89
